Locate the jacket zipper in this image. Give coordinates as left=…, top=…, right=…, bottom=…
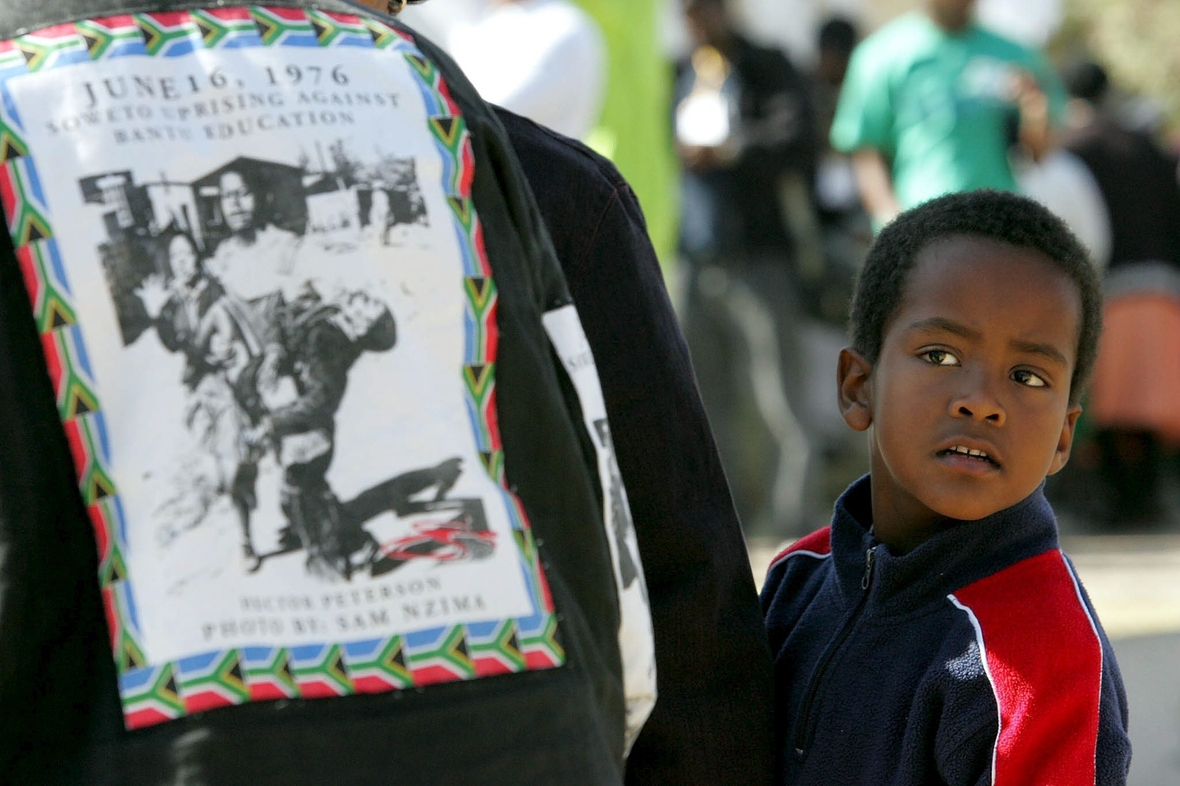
left=793, top=545, right=877, bottom=758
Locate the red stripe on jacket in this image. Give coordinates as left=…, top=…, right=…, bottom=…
left=767, top=526, right=832, bottom=574
left=951, top=550, right=1102, bottom=785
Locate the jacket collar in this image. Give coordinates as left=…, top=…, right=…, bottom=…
left=830, top=475, right=1060, bottom=615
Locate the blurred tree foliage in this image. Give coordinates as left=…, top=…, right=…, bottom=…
left=1055, top=0, right=1180, bottom=135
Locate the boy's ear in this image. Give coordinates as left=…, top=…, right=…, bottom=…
left=1046, top=403, right=1083, bottom=476
left=837, top=347, right=873, bottom=432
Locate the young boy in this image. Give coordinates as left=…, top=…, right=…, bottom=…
left=761, top=189, right=1132, bottom=784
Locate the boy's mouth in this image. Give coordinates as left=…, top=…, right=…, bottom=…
left=938, top=444, right=999, bottom=467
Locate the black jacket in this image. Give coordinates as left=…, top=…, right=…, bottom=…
left=0, top=2, right=630, bottom=783
left=500, top=108, right=776, bottom=786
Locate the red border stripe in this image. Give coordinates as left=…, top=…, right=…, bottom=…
left=202, top=8, right=252, bottom=22
left=951, top=550, right=1102, bottom=785
left=767, top=526, right=831, bottom=574
left=139, top=11, right=192, bottom=28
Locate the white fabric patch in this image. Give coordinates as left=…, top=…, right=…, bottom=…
left=543, top=303, right=656, bottom=752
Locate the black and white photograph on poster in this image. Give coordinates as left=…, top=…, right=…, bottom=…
left=85, top=145, right=429, bottom=348
left=7, top=41, right=538, bottom=664
left=593, top=417, right=640, bottom=592
left=82, top=147, right=468, bottom=582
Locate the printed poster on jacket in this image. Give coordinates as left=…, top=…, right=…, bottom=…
left=0, top=8, right=561, bottom=728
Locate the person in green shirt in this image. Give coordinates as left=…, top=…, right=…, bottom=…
left=830, top=0, right=1066, bottom=229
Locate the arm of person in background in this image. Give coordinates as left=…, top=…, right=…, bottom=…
left=496, top=107, right=776, bottom=785
left=1013, top=70, right=1053, bottom=162
left=1013, top=48, right=1069, bottom=163
left=830, top=38, right=900, bottom=228
left=851, top=147, right=901, bottom=229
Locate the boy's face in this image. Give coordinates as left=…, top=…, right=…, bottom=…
left=838, top=236, right=1082, bottom=541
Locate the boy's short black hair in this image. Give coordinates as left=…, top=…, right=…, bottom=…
left=849, top=189, right=1102, bottom=404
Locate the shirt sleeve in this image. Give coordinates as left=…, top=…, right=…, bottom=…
left=595, top=176, right=776, bottom=786
left=734, top=47, right=816, bottom=174
left=1025, top=46, right=1068, bottom=128
left=936, top=656, right=1131, bottom=786
left=830, top=42, right=895, bottom=156
left=495, top=110, right=776, bottom=785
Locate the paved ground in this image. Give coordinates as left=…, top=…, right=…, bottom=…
left=746, top=531, right=1180, bottom=784
left=1116, top=632, right=1180, bottom=785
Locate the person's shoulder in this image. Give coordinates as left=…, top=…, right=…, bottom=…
left=495, top=107, right=628, bottom=201
left=968, top=23, right=1044, bottom=62
left=845, top=13, right=933, bottom=77
left=769, top=527, right=833, bottom=568
left=859, top=12, right=934, bottom=50
left=945, top=547, right=1127, bottom=781
left=495, top=107, right=649, bottom=263
left=760, top=526, right=834, bottom=618
left=950, top=547, right=1108, bottom=658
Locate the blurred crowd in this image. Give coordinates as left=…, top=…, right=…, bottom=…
left=404, top=0, right=1180, bottom=541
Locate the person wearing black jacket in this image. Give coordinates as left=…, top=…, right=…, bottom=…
left=497, top=107, right=775, bottom=785
left=0, top=0, right=772, bottom=784
left=0, top=0, right=634, bottom=782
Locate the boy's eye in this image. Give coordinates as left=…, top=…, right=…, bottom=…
left=920, top=349, right=959, bottom=366
left=1012, top=369, right=1047, bottom=387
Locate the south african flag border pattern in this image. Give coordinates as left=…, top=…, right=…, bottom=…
left=0, top=6, right=562, bottom=731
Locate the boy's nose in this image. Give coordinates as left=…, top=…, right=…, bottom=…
left=949, top=375, right=1006, bottom=425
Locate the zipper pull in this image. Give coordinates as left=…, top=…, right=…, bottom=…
left=861, top=546, right=876, bottom=591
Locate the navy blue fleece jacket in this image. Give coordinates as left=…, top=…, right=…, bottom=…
left=761, top=475, right=1131, bottom=785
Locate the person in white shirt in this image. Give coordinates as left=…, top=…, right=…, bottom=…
left=448, top=0, right=606, bottom=140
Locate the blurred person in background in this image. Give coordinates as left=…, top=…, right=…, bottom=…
left=781, top=14, right=876, bottom=536
left=830, top=0, right=1066, bottom=230
left=804, top=14, right=870, bottom=323
left=1058, top=58, right=1180, bottom=527
left=672, top=0, right=818, bottom=538
left=448, top=0, right=607, bottom=140
left=810, top=15, right=864, bottom=244
left=1015, top=138, right=1111, bottom=271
